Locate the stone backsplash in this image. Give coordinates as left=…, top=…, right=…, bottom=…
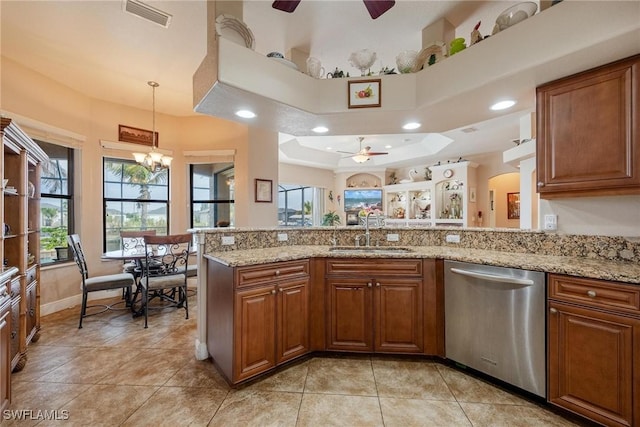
left=196, top=227, right=640, bottom=264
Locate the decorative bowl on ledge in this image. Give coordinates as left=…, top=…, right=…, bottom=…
left=396, top=50, right=418, bottom=73
left=349, top=49, right=377, bottom=76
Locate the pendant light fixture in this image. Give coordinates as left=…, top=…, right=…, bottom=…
left=132, top=81, right=172, bottom=171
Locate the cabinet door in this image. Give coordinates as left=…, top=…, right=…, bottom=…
left=276, top=278, right=309, bottom=364
left=537, top=56, right=640, bottom=197
left=233, top=285, right=276, bottom=382
left=1, top=299, right=11, bottom=412
left=548, top=301, right=640, bottom=427
left=375, top=278, right=423, bottom=353
left=326, top=279, right=372, bottom=352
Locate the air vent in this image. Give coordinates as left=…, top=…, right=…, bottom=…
left=123, top=0, right=172, bottom=28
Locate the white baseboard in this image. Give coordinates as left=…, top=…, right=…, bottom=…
left=40, top=289, right=123, bottom=317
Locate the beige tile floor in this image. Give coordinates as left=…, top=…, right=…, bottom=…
left=6, top=291, right=585, bottom=426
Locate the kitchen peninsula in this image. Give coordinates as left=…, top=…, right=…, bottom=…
left=193, top=226, right=640, bottom=425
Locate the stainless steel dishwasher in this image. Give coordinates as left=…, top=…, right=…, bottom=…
left=444, top=260, right=546, bottom=398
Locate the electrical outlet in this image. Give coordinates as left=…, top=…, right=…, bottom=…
left=221, top=235, right=235, bottom=245
left=277, top=233, right=288, bottom=242
left=446, top=234, right=461, bottom=243
left=386, top=233, right=399, bottom=242
left=544, top=214, right=558, bottom=231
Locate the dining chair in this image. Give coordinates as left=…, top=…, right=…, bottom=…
left=67, top=234, right=136, bottom=329
left=135, top=233, right=191, bottom=328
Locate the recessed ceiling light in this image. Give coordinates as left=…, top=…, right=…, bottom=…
left=312, top=126, right=329, bottom=133
left=385, top=145, right=392, bottom=149
left=235, top=109, right=256, bottom=118
left=490, top=100, right=516, bottom=111
left=402, top=122, right=421, bottom=130
left=326, top=147, right=333, bottom=150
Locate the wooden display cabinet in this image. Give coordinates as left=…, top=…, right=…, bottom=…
left=548, top=274, right=640, bottom=427
left=536, top=54, right=640, bottom=198
left=1, top=118, right=48, bottom=376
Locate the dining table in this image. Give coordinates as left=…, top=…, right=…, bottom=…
left=101, top=248, right=149, bottom=316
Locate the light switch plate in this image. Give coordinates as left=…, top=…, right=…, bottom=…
left=221, top=236, right=235, bottom=245
left=387, top=233, right=399, bottom=242
left=544, top=214, right=558, bottom=231
left=277, top=233, right=288, bottom=242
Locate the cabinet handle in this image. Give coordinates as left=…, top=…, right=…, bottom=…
left=275, top=270, right=280, bottom=276
left=367, top=282, right=372, bottom=288
left=537, top=181, right=545, bottom=187
left=271, top=290, right=276, bottom=295
left=29, top=308, right=35, bottom=316
left=11, top=331, right=16, bottom=339
left=376, top=282, right=381, bottom=287
left=549, top=307, right=557, bottom=314
left=587, top=290, right=597, bottom=298
left=279, top=288, right=283, bottom=292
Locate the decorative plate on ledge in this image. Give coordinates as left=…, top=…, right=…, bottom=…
left=215, top=14, right=255, bottom=50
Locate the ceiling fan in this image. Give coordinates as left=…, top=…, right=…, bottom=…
left=338, top=137, right=389, bottom=163
left=272, top=0, right=395, bottom=19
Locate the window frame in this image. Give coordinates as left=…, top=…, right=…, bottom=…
left=102, top=157, right=170, bottom=252
left=189, top=163, right=235, bottom=228
left=36, top=140, right=75, bottom=266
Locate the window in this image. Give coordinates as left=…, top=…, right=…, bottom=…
left=278, top=184, right=318, bottom=227
left=103, top=158, right=169, bottom=251
left=190, top=163, right=234, bottom=228
left=38, top=141, right=74, bottom=265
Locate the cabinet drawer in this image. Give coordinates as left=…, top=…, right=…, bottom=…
left=549, top=274, right=640, bottom=315
left=25, top=266, right=37, bottom=285
left=236, top=260, right=309, bottom=288
left=326, top=259, right=422, bottom=276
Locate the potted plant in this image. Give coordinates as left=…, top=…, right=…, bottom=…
left=42, top=226, right=69, bottom=260
left=322, top=211, right=341, bottom=226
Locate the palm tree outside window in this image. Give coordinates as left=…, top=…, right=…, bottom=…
left=103, top=158, right=169, bottom=252
left=37, top=140, right=74, bottom=265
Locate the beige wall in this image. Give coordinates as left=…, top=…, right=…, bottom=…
left=487, top=172, right=521, bottom=229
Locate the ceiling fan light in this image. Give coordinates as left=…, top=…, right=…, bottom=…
left=353, top=154, right=370, bottom=163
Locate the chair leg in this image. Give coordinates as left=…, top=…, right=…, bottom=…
left=78, top=291, right=88, bottom=329
left=183, top=285, right=189, bottom=319
left=144, top=286, right=149, bottom=329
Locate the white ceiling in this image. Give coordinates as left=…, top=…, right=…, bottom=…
left=2, top=1, right=639, bottom=170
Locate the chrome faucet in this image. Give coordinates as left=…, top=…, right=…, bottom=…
left=363, top=211, right=377, bottom=247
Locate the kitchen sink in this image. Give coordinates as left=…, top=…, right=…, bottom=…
left=328, top=246, right=414, bottom=254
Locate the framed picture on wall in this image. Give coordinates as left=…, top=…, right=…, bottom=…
left=507, top=192, right=520, bottom=219
left=118, top=124, right=158, bottom=146
left=255, top=179, right=273, bottom=203
left=348, top=79, right=381, bottom=108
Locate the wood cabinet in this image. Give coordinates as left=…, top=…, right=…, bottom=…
left=536, top=54, right=640, bottom=198
left=548, top=274, right=640, bottom=427
left=1, top=118, right=47, bottom=374
left=325, top=258, right=440, bottom=355
left=1, top=271, right=14, bottom=413
left=208, top=259, right=309, bottom=384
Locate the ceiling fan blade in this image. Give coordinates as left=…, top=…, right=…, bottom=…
left=272, top=0, right=301, bottom=13
left=366, top=152, right=388, bottom=156
left=336, top=150, right=355, bottom=155
left=363, top=0, right=395, bottom=19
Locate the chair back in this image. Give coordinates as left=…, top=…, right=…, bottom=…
left=67, top=234, right=89, bottom=280
left=121, top=230, right=156, bottom=253
left=142, top=233, right=192, bottom=279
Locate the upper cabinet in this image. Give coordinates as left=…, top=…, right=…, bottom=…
left=536, top=54, right=640, bottom=198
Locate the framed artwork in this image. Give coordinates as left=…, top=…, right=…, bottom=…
left=507, top=192, right=520, bottom=219
left=255, top=179, right=273, bottom=203
left=118, top=124, right=158, bottom=146
left=469, top=187, right=477, bottom=203
left=348, top=79, right=381, bottom=108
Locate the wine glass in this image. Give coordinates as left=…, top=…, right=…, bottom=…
left=349, top=49, right=377, bottom=76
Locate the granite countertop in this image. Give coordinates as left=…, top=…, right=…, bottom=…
left=203, top=245, right=640, bottom=285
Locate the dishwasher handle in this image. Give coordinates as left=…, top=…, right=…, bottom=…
left=449, top=267, right=535, bottom=286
